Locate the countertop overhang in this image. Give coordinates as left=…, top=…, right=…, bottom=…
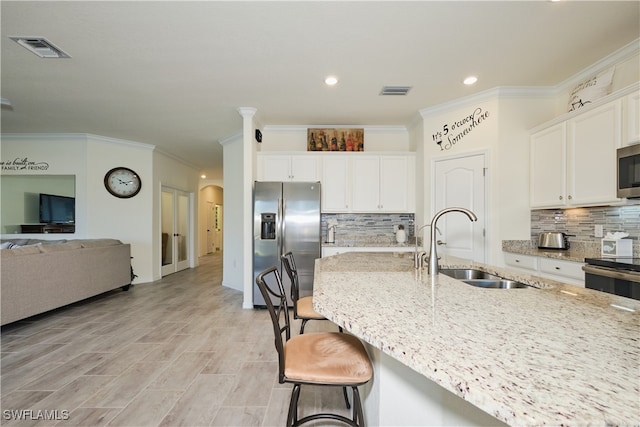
left=313, top=252, right=640, bottom=426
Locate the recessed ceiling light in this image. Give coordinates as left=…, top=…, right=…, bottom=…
left=201, top=174, right=207, bottom=179
left=10, top=37, right=71, bottom=58
left=324, top=76, right=338, bottom=86
left=463, top=76, right=478, bottom=85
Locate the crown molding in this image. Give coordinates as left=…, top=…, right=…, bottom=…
left=554, top=38, right=640, bottom=93
left=219, top=131, right=243, bottom=146
left=262, top=125, right=408, bottom=133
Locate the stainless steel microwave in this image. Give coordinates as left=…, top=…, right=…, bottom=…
left=617, top=144, right=640, bottom=198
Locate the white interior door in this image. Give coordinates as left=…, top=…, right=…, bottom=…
left=433, top=153, right=486, bottom=263
left=206, top=202, right=215, bottom=254
left=161, top=187, right=191, bottom=276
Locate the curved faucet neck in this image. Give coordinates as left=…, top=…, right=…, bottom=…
left=427, top=207, right=478, bottom=277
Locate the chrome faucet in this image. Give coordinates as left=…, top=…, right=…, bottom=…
left=427, top=207, right=478, bottom=277
left=413, top=223, right=440, bottom=269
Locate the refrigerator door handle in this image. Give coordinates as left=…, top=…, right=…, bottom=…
left=277, top=198, right=284, bottom=258
left=280, top=198, right=286, bottom=256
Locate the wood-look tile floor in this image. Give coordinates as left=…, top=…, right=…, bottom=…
left=1, top=254, right=349, bottom=426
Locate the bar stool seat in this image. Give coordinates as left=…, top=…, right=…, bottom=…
left=285, top=332, right=372, bottom=384
left=294, top=296, right=326, bottom=321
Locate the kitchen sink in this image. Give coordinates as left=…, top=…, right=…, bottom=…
left=440, top=269, right=531, bottom=289
left=462, top=279, right=531, bottom=289
left=440, top=269, right=502, bottom=280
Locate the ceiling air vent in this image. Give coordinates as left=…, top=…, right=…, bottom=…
left=10, top=37, right=71, bottom=58
left=380, top=86, right=412, bottom=96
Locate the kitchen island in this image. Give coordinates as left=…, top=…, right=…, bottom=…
left=313, top=252, right=639, bottom=426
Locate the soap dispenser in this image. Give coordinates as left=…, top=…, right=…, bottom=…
left=396, top=224, right=407, bottom=244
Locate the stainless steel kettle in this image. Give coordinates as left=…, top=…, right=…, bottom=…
left=538, top=232, right=570, bottom=250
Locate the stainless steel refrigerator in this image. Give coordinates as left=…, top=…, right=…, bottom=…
left=253, top=181, right=321, bottom=308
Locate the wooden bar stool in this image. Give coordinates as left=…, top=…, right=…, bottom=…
left=256, top=266, right=373, bottom=427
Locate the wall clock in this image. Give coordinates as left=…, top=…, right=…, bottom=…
left=104, top=167, right=141, bottom=198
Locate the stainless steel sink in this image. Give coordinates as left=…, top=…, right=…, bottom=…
left=440, top=269, right=502, bottom=280
left=462, top=279, right=531, bottom=289
left=440, top=269, right=531, bottom=289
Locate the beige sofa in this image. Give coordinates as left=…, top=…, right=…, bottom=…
left=1, top=238, right=131, bottom=326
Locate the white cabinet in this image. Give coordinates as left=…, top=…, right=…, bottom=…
left=352, top=156, right=412, bottom=212
left=504, top=252, right=539, bottom=271
left=530, top=100, right=622, bottom=208
left=623, top=91, right=640, bottom=145
left=504, top=252, right=584, bottom=287
left=258, top=154, right=319, bottom=182
left=567, top=100, right=621, bottom=206
left=539, top=258, right=585, bottom=283
left=530, top=123, right=566, bottom=208
left=322, top=156, right=351, bottom=212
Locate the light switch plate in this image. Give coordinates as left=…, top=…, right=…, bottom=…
left=595, top=224, right=604, bottom=238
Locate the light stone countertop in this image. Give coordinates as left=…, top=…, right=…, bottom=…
left=313, top=251, right=640, bottom=426
left=502, top=240, right=601, bottom=263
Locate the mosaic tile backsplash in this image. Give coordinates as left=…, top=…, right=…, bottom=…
left=321, top=213, right=415, bottom=245
left=531, top=205, right=640, bottom=253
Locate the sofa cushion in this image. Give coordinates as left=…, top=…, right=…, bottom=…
left=80, top=239, right=122, bottom=248
left=39, top=241, right=83, bottom=252
left=1, top=244, right=42, bottom=256
left=31, top=239, right=68, bottom=245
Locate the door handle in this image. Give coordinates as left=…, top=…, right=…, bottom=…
left=437, top=240, right=446, bottom=245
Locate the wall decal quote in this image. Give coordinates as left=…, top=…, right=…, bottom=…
left=432, top=107, right=490, bottom=151
left=0, top=157, right=50, bottom=171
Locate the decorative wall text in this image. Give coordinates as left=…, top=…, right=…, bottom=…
left=1, top=157, right=50, bottom=171
left=432, top=107, right=490, bottom=151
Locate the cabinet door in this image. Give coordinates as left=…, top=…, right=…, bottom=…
left=530, top=123, right=566, bottom=208
left=379, top=156, right=409, bottom=212
left=260, top=155, right=292, bottom=181
left=624, top=91, right=640, bottom=145
left=567, top=101, right=621, bottom=206
left=290, top=156, right=319, bottom=182
left=352, top=157, right=380, bottom=211
left=322, top=156, right=350, bottom=212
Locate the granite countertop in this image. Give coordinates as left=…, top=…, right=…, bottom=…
left=313, top=252, right=640, bottom=426
left=502, top=239, right=601, bottom=263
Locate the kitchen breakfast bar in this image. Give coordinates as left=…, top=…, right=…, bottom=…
left=312, top=252, right=639, bottom=426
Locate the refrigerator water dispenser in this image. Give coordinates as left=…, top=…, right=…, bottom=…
left=261, top=213, right=276, bottom=239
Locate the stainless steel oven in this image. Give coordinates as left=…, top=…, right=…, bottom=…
left=617, top=144, right=640, bottom=198
left=584, top=258, right=640, bottom=300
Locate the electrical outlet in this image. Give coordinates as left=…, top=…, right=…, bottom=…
left=393, top=225, right=398, bottom=232
left=594, top=224, right=604, bottom=238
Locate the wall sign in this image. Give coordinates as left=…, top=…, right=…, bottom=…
left=0, top=157, right=50, bottom=171
left=432, top=107, right=490, bottom=151
left=307, top=128, right=364, bottom=151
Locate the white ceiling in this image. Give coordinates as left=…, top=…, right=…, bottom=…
left=2, top=1, right=639, bottom=180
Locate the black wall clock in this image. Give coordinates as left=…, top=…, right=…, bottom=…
left=104, top=167, right=142, bottom=198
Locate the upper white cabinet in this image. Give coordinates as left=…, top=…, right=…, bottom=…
left=352, top=155, right=413, bottom=212
left=258, top=154, right=319, bottom=182
left=530, top=123, right=566, bottom=208
left=322, top=156, right=350, bottom=212
left=567, top=100, right=621, bottom=206
left=623, top=91, right=640, bottom=145
left=259, top=152, right=415, bottom=213
left=530, top=99, right=622, bottom=208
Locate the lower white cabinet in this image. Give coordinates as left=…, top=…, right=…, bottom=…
left=504, top=252, right=584, bottom=286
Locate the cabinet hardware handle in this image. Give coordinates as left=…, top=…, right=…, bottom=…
left=515, top=259, right=520, bottom=262
left=559, top=196, right=563, bottom=200
left=568, top=195, right=572, bottom=200
left=555, top=266, right=560, bottom=270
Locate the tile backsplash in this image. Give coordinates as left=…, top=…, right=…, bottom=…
left=321, top=213, right=415, bottom=245
left=531, top=205, right=640, bottom=253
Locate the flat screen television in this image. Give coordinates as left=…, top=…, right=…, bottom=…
left=39, top=193, right=75, bottom=224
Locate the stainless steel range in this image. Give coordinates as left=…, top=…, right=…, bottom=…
left=583, top=257, right=640, bottom=300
